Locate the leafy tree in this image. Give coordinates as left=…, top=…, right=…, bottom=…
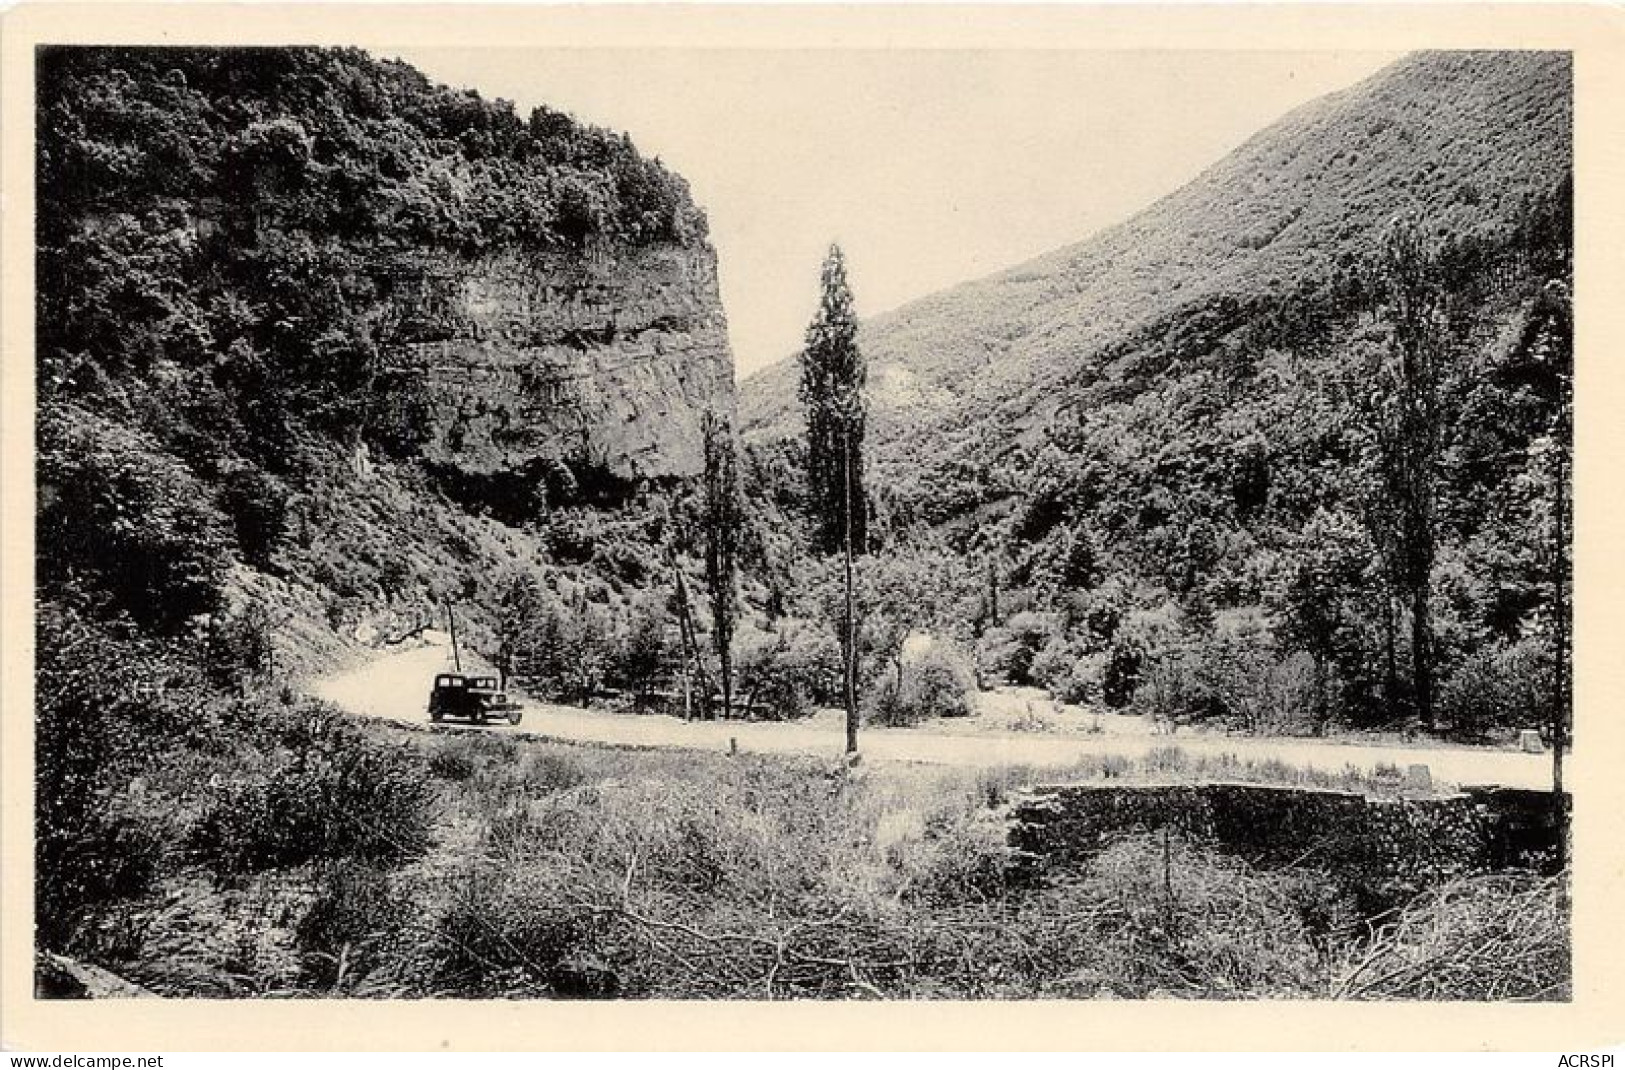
left=611, top=592, right=674, bottom=707
left=859, top=546, right=977, bottom=696
left=1276, top=509, right=1380, bottom=733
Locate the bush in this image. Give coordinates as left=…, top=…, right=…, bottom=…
left=1193, top=608, right=1320, bottom=733
left=734, top=622, right=841, bottom=719
left=35, top=602, right=192, bottom=945
left=426, top=862, right=590, bottom=997
left=1439, top=635, right=1552, bottom=739
left=865, top=639, right=975, bottom=727
left=1332, top=873, right=1568, bottom=1000
left=1028, top=634, right=1080, bottom=694
left=605, top=592, right=672, bottom=703
left=218, top=467, right=290, bottom=571
left=977, top=612, right=1060, bottom=686
left=427, top=737, right=483, bottom=782
left=1063, top=834, right=1329, bottom=998
left=1101, top=636, right=1143, bottom=708
left=1030, top=635, right=1105, bottom=704
left=38, top=408, right=234, bottom=632
left=192, top=710, right=434, bottom=874
left=296, top=861, right=411, bottom=992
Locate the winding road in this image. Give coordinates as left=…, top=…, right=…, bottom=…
left=311, top=637, right=1557, bottom=790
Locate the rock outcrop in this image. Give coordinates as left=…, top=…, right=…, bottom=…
left=379, top=240, right=734, bottom=482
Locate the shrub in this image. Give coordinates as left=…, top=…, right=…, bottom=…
left=1029, top=635, right=1106, bottom=705
left=35, top=602, right=193, bottom=945
left=605, top=592, right=672, bottom=704
left=428, top=862, right=589, bottom=997
left=100, top=874, right=309, bottom=997
left=38, top=408, right=234, bottom=632
left=192, top=710, right=434, bottom=874
left=865, top=639, right=975, bottom=727
left=1192, top=609, right=1320, bottom=733
left=1054, top=652, right=1107, bottom=705
left=734, top=622, right=841, bottom=719
left=977, top=612, right=1059, bottom=686
left=1101, top=636, right=1143, bottom=708
left=218, top=467, right=290, bottom=571
left=1439, top=635, right=1552, bottom=740
left=1067, top=834, right=1328, bottom=998
left=427, top=737, right=483, bottom=782
left=296, top=860, right=410, bottom=992
left=1028, top=633, right=1080, bottom=694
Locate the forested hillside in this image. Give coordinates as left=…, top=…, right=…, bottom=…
left=35, top=47, right=735, bottom=958
left=741, top=51, right=1572, bottom=738
left=38, top=46, right=731, bottom=662
left=32, top=45, right=1572, bottom=1002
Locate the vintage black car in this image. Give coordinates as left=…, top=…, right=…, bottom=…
left=428, top=673, right=522, bottom=725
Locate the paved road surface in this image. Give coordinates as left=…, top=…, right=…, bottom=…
left=310, top=638, right=1555, bottom=790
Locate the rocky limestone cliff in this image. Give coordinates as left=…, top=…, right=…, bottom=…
left=378, top=240, right=734, bottom=482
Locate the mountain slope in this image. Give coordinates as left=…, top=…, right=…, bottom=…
left=739, top=51, right=1571, bottom=471
left=738, top=48, right=1570, bottom=738
left=36, top=46, right=736, bottom=668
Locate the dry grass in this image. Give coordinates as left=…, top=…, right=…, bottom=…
left=1333, top=873, right=1570, bottom=1000
left=71, top=728, right=1565, bottom=1000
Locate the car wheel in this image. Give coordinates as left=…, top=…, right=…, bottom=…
left=507, top=708, right=522, bottom=726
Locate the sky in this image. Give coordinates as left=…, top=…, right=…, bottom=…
left=394, top=48, right=1399, bottom=379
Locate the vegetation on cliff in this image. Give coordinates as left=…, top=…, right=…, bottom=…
left=38, top=44, right=715, bottom=641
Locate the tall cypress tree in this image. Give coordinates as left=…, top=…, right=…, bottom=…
left=701, top=408, right=742, bottom=719
left=799, top=244, right=868, bottom=558
left=799, top=244, right=867, bottom=753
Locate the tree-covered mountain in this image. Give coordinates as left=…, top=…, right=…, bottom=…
left=38, top=46, right=734, bottom=667
left=35, top=47, right=742, bottom=951
left=741, top=50, right=1572, bottom=736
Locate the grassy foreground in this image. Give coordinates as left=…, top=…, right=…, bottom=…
left=47, top=696, right=1568, bottom=1001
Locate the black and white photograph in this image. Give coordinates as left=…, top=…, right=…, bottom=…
left=8, top=4, right=1611, bottom=1043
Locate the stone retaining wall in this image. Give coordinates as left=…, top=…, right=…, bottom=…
left=1008, top=782, right=1566, bottom=901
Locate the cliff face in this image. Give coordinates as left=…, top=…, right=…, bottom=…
left=382, top=240, right=734, bottom=482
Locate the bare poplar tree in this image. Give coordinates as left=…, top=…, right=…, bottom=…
left=1378, top=215, right=1445, bottom=731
